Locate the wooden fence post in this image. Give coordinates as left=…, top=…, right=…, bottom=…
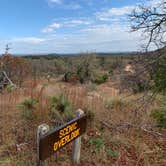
left=72, top=109, right=84, bottom=164
left=37, top=124, right=50, bottom=166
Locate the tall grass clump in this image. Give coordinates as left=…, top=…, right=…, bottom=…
left=19, top=98, right=38, bottom=120
left=105, top=97, right=129, bottom=110
left=49, top=94, right=74, bottom=122
left=5, top=84, right=16, bottom=93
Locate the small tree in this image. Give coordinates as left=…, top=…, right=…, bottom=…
left=0, top=54, right=31, bottom=87
left=129, top=0, right=166, bottom=94
left=130, top=0, right=166, bottom=50
left=63, top=53, right=99, bottom=84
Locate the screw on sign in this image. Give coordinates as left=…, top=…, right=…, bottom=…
left=37, top=109, right=87, bottom=165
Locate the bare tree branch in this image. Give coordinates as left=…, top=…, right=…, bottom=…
left=129, top=0, right=166, bottom=50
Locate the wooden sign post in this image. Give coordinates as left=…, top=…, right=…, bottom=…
left=72, top=109, right=84, bottom=164
left=37, top=124, right=50, bottom=166
left=37, top=109, right=87, bottom=165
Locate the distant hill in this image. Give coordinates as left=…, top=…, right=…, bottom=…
left=21, top=52, right=141, bottom=60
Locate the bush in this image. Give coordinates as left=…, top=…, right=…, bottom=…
left=121, top=75, right=150, bottom=94
left=63, top=72, right=80, bottom=83
left=108, top=69, right=113, bottom=76
left=151, top=107, right=166, bottom=128
left=19, top=98, right=38, bottom=120
left=1, top=55, right=31, bottom=87
left=63, top=54, right=98, bottom=84
left=49, top=94, right=74, bottom=121
left=93, top=73, right=108, bottom=84
left=5, top=84, right=16, bottom=93
left=152, top=56, right=166, bottom=93
left=133, top=81, right=147, bottom=93
left=54, top=58, right=67, bottom=74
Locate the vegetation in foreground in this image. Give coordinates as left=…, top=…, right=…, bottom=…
left=0, top=49, right=166, bottom=165
left=0, top=0, right=165, bottom=165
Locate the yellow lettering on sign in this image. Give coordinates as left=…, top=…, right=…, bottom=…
left=53, top=128, right=80, bottom=151
left=59, top=129, right=64, bottom=138
left=53, top=142, right=58, bottom=151
left=59, top=122, right=77, bottom=138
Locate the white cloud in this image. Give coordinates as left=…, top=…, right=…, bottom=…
left=64, top=19, right=91, bottom=27
left=65, top=3, right=81, bottom=10
left=42, top=27, right=53, bottom=33
left=48, top=0, right=63, bottom=4
left=42, top=23, right=61, bottom=33
left=50, top=23, right=61, bottom=28
left=10, top=23, right=143, bottom=53
left=6, top=22, right=141, bottom=54
left=148, top=0, right=164, bottom=6
left=80, top=24, right=140, bottom=42
left=96, top=0, right=164, bottom=21
left=96, top=6, right=134, bottom=21
left=42, top=19, right=91, bottom=33
left=13, top=37, right=47, bottom=44
left=47, top=0, right=81, bottom=9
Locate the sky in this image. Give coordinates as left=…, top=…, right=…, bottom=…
left=0, top=0, right=162, bottom=54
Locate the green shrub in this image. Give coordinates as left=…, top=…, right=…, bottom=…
left=54, top=58, right=67, bottom=74
left=63, top=72, right=80, bottom=83
left=109, top=58, right=123, bottom=70
left=151, top=107, right=166, bottom=128
left=132, top=81, right=147, bottom=94
left=49, top=94, right=74, bottom=121
left=93, top=73, right=108, bottom=84
left=111, top=164, right=118, bottom=166
left=108, top=69, right=113, bottom=76
left=152, top=56, right=166, bottom=93
left=89, top=138, right=104, bottom=153
left=64, top=54, right=98, bottom=84
left=121, top=75, right=150, bottom=94
left=5, top=84, right=16, bottom=93
left=19, top=98, right=38, bottom=120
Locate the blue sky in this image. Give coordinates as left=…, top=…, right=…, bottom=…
left=0, top=0, right=161, bottom=54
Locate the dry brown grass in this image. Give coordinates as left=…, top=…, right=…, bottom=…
left=0, top=78, right=165, bottom=166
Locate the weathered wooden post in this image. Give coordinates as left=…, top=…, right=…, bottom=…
left=72, top=109, right=84, bottom=164
left=37, top=124, right=50, bottom=166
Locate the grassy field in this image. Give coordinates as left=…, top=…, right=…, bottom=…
left=0, top=52, right=166, bottom=166
left=0, top=73, right=165, bottom=166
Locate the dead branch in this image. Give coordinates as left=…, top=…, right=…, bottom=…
left=100, top=121, right=165, bottom=138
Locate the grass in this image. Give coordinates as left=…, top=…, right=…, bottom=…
left=105, top=96, right=133, bottom=110
left=49, top=94, right=75, bottom=123
left=0, top=78, right=166, bottom=166
left=89, top=138, right=104, bottom=154
left=151, top=107, right=166, bottom=128
left=18, top=98, right=38, bottom=120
